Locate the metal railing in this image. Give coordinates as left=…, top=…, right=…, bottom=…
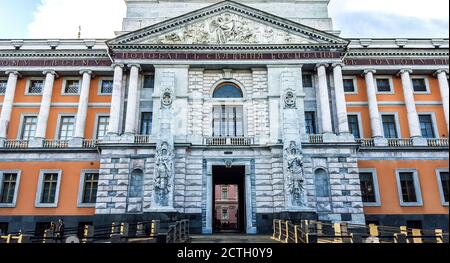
left=356, top=138, right=375, bottom=147
left=204, top=136, right=254, bottom=146
left=3, top=140, right=29, bottom=149
left=82, top=139, right=99, bottom=148
left=43, top=140, right=69, bottom=149
left=308, top=134, right=323, bottom=144
left=427, top=138, right=449, bottom=147
left=272, top=219, right=449, bottom=244
left=387, top=138, right=414, bottom=147
left=134, top=135, right=152, bottom=144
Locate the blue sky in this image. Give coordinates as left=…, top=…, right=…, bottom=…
left=0, top=0, right=448, bottom=39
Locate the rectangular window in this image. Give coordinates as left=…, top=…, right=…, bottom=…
left=412, top=78, right=427, bottom=92
left=302, top=74, right=313, bottom=88
left=382, top=115, right=398, bottom=138
left=222, top=208, right=229, bottom=220
left=40, top=173, right=59, bottom=204
left=28, top=80, right=44, bottom=94
left=212, top=106, right=243, bottom=137
left=347, top=115, right=361, bottom=139
left=221, top=186, right=228, bottom=200
left=438, top=171, right=449, bottom=204
left=305, top=111, right=317, bottom=134
left=359, top=172, right=377, bottom=203
left=376, top=78, right=392, bottom=92
left=64, top=79, right=80, bottom=94
left=140, top=112, right=153, bottom=135
left=82, top=173, right=99, bottom=204
left=96, top=116, right=110, bottom=139
left=418, top=114, right=436, bottom=139
left=58, top=116, right=75, bottom=140
left=0, top=173, right=18, bottom=204
left=143, top=75, right=155, bottom=89
left=100, top=80, right=113, bottom=94
left=343, top=79, right=356, bottom=93
left=21, top=116, right=38, bottom=140
left=0, top=80, right=6, bottom=94
left=398, top=172, right=418, bottom=203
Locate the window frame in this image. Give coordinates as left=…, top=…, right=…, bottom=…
left=411, top=76, right=430, bottom=94
left=61, top=77, right=81, bottom=96
left=342, top=76, right=358, bottom=94
left=417, top=112, right=439, bottom=139
left=358, top=168, right=381, bottom=207
left=435, top=169, right=449, bottom=206
left=302, top=74, right=314, bottom=89
left=395, top=169, right=423, bottom=207
left=93, top=114, right=110, bottom=140
left=374, top=76, right=395, bottom=94
left=35, top=170, right=62, bottom=208
left=77, top=170, right=99, bottom=208
left=0, top=78, right=7, bottom=95
left=304, top=111, right=318, bottom=135
left=97, top=77, right=114, bottom=96
left=347, top=112, right=364, bottom=139
left=380, top=112, right=402, bottom=139
left=17, top=113, right=39, bottom=140
left=55, top=114, right=76, bottom=140
left=0, top=170, right=21, bottom=208
left=143, top=74, right=155, bottom=90
left=24, top=77, right=45, bottom=96
left=139, top=112, right=153, bottom=136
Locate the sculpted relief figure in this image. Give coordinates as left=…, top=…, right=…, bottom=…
left=154, top=141, right=174, bottom=206
left=285, top=141, right=306, bottom=206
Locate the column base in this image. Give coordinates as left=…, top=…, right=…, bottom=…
left=337, top=132, right=355, bottom=142
left=0, top=138, right=5, bottom=147
left=121, top=133, right=136, bottom=143
left=373, top=137, right=387, bottom=147
left=412, top=137, right=428, bottom=146
left=29, top=138, right=44, bottom=148
left=69, top=137, right=83, bottom=148
left=104, top=133, right=122, bottom=143
left=322, top=133, right=338, bottom=142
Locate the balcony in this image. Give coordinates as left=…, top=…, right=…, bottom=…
left=387, top=138, right=414, bottom=147
left=308, top=134, right=324, bottom=144
left=355, top=138, right=375, bottom=147
left=3, top=140, right=29, bottom=149
left=203, top=137, right=254, bottom=146
left=82, top=139, right=99, bottom=148
left=134, top=135, right=152, bottom=144
left=43, top=140, right=69, bottom=149
left=427, top=138, right=449, bottom=147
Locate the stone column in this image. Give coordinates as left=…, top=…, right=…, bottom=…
left=71, top=70, right=92, bottom=147
left=124, top=64, right=140, bottom=137
left=31, top=71, right=57, bottom=147
left=316, top=64, right=333, bottom=135
left=364, top=70, right=383, bottom=141
left=0, top=71, right=20, bottom=143
left=435, top=69, right=449, bottom=132
left=332, top=63, right=351, bottom=136
left=399, top=69, right=422, bottom=142
left=107, top=64, right=124, bottom=136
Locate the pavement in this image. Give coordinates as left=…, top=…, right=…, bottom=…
left=190, top=234, right=278, bottom=243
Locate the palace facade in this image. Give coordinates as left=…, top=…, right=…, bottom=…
left=0, top=0, right=448, bottom=235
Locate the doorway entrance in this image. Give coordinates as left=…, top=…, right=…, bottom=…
left=212, top=165, right=246, bottom=233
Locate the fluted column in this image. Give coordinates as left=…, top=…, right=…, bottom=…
left=399, top=69, right=421, bottom=138
left=108, top=64, right=124, bottom=136
left=32, top=71, right=57, bottom=147
left=332, top=63, right=350, bottom=135
left=0, top=71, right=20, bottom=141
left=364, top=69, right=383, bottom=138
left=71, top=70, right=92, bottom=146
left=124, top=64, right=140, bottom=135
left=435, top=69, right=449, bottom=132
left=316, top=64, right=333, bottom=134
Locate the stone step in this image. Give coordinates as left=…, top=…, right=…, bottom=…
left=190, top=234, right=277, bottom=243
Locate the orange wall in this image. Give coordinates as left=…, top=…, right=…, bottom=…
left=359, top=160, right=449, bottom=215
left=0, top=162, right=99, bottom=216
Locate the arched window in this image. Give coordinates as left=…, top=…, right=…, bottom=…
left=129, top=169, right=143, bottom=198
left=213, top=83, right=243, bottom=99
left=314, top=169, right=330, bottom=198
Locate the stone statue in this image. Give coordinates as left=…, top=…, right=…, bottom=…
left=154, top=141, right=174, bottom=205
left=285, top=141, right=306, bottom=205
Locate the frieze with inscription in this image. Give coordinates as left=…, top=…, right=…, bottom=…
left=0, top=59, right=112, bottom=67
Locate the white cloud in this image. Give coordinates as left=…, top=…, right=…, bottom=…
left=27, top=0, right=126, bottom=38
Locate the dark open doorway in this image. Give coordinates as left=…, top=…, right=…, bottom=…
left=212, top=165, right=246, bottom=233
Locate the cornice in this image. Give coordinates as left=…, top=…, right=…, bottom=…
left=346, top=48, right=449, bottom=57
left=0, top=49, right=109, bottom=58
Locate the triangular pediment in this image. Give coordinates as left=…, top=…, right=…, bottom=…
left=108, top=0, right=348, bottom=47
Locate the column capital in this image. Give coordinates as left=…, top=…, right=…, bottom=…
left=398, top=68, right=413, bottom=76
left=128, top=64, right=141, bottom=71
left=434, top=69, right=449, bottom=76
left=363, top=69, right=376, bottom=75
left=112, top=63, right=125, bottom=69
left=315, top=63, right=329, bottom=70
left=79, top=69, right=93, bottom=75
left=5, top=70, right=21, bottom=78
left=332, top=63, right=345, bottom=69
left=43, top=70, right=58, bottom=78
